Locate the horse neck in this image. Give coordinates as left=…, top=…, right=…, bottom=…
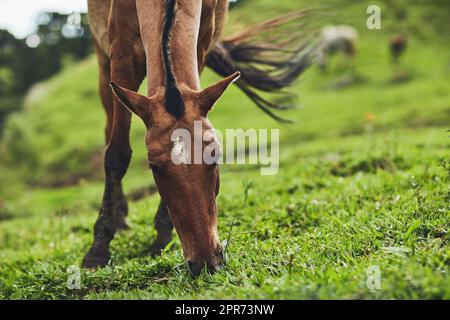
left=136, top=0, right=202, bottom=96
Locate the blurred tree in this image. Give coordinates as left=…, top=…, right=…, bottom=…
left=0, top=12, right=92, bottom=135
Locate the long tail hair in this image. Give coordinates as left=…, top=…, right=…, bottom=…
left=206, top=10, right=318, bottom=122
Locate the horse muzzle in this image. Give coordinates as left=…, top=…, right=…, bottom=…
left=186, top=248, right=226, bottom=278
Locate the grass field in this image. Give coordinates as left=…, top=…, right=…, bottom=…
left=0, top=1, right=449, bottom=299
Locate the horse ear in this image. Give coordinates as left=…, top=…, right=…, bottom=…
left=110, top=82, right=152, bottom=123
left=198, top=71, right=240, bottom=115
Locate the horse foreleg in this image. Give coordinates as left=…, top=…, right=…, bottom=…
left=151, top=201, right=174, bottom=255
left=83, top=43, right=145, bottom=269
left=93, top=38, right=114, bottom=144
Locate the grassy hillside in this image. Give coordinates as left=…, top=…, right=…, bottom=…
left=0, top=0, right=449, bottom=299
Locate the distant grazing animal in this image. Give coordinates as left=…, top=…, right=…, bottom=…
left=315, top=25, right=358, bottom=70
left=390, top=34, right=407, bottom=63
left=84, top=0, right=314, bottom=277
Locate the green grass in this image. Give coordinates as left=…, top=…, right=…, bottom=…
left=0, top=1, right=449, bottom=299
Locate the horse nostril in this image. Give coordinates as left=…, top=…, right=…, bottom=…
left=208, top=263, right=222, bottom=274
left=186, top=261, right=204, bottom=278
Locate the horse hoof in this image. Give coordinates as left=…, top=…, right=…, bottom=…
left=82, top=248, right=110, bottom=269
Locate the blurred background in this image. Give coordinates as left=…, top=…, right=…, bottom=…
left=1, top=0, right=449, bottom=223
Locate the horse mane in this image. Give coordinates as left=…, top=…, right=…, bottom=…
left=162, top=0, right=185, bottom=118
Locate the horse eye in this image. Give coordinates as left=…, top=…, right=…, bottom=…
left=210, top=160, right=219, bottom=168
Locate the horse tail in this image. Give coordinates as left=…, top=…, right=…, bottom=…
left=206, top=10, right=318, bottom=123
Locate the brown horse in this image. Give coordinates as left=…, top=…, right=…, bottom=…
left=83, top=0, right=314, bottom=277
